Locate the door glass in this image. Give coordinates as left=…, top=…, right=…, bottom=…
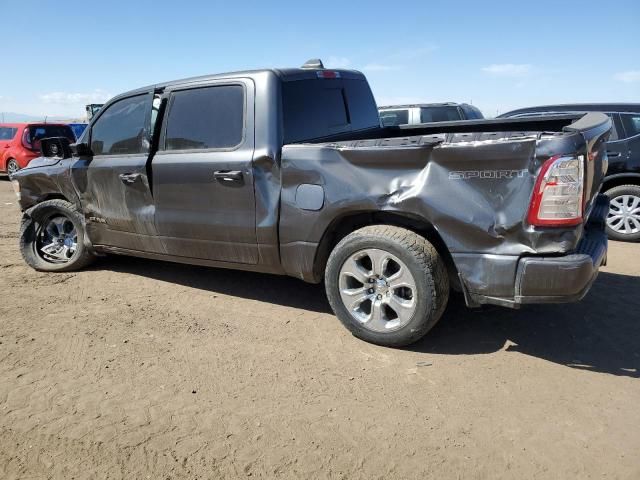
left=0, top=127, right=17, bottom=140
left=91, top=94, right=149, bottom=156
left=165, top=85, right=244, bottom=151
left=420, top=106, right=462, bottom=122
left=379, top=109, right=409, bottom=126
left=620, top=114, right=640, bottom=139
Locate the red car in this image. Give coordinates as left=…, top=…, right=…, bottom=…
left=0, top=123, right=76, bottom=176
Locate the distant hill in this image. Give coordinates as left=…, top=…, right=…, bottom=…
left=0, top=112, right=81, bottom=123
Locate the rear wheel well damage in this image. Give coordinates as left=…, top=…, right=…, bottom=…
left=313, top=211, right=460, bottom=289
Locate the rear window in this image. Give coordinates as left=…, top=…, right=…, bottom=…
left=282, top=78, right=379, bottom=143
left=0, top=127, right=17, bottom=140
left=27, top=125, right=75, bottom=151
left=420, top=106, right=463, bottom=123
left=165, top=85, right=244, bottom=150
left=379, top=110, right=409, bottom=126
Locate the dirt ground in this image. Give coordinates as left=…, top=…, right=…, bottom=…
left=0, top=178, right=638, bottom=480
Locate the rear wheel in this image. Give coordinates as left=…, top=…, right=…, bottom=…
left=20, top=199, right=96, bottom=272
left=605, top=185, right=640, bottom=242
left=325, top=225, right=449, bottom=347
left=6, top=159, right=19, bottom=176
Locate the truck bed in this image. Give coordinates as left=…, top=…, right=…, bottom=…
left=278, top=112, right=611, bottom=303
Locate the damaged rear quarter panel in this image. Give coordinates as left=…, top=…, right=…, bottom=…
left=278, top=133, right=580, bottom=288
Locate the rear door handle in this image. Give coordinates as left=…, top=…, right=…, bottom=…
left=213, top=170, right=243, bottom=181
left=118, top=173, right=142, bottom=184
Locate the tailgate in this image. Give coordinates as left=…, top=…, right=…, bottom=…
left=562, top=112, right=611, bottom=217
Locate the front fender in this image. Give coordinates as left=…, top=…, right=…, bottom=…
left=12, top=158, right=80, bottom=211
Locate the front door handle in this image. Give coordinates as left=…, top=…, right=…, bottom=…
left=213, top=170, right=243, bottom=182
left=606, top=151, right=622, bottom=158
left=119, top=172, right=142, bottom=184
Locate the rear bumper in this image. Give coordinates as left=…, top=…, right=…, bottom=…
left=460, top=194, right=609, bottom=308
left=514, top=225, right=607, bottom=304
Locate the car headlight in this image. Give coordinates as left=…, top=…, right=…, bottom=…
left=11, top=180, right=20, bottom=200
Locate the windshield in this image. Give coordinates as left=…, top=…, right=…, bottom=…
left=282, top=77, right=379, bottom=143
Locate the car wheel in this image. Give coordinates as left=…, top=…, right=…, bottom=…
left=325, top=225, right=449, bottom=347
left=605, top=185, right=640, bottom=242
left=6, top=159, right=19, bottom=176
left=20, top=199, right=96, bottom=272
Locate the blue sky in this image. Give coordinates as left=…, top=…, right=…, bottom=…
left=1, top=0, right=638, bottom=119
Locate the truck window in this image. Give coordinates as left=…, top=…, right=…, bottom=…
left=282, top=78, right=379, bottom=143
left=420, top=106, right=462, bottom=123
left=380, top=110, right=409, bottom=126
left=461, top=105, right=483, bottom=120
left=620, top=113, right=640, bottom=139
left=90, top=94, right=148, bottom=156
left=165, top=85, right=244, bottom=150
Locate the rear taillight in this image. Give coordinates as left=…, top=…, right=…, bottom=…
left=527, top=154, right=584, bottom=226
left=21, top=128, right=33, bottom=150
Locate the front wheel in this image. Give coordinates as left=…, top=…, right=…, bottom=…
left=605, top=184, right=640, bottom=242
left=325, top=225, right=449, bottom=347
left=20, top=199, right=96, bottom=272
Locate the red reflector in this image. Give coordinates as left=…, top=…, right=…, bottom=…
left=316, top=70, right=340, bottom=79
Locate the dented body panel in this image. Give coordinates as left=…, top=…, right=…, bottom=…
left=12, top=67, right=611, bottom=308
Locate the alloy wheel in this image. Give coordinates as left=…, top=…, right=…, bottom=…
left=338, top=248, right=418, bottom=333
left=35, top=214, right=78, bottom=263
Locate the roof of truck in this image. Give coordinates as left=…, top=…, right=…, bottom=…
left=379, top=103, right=470, bottom=109
left=499, top=103, right=640, bottom=117
left=378, top=102, right=478, bottom=110
left=108, top=67, right=368, bottom=104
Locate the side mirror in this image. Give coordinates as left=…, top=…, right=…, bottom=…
left=71, top=142, right=92, bottom=157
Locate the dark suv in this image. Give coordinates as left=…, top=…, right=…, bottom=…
left=379, top=102, right=484, bottom=127
left=499, top=104, right=640, bottom=242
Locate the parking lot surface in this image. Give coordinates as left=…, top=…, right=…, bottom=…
left=0, top=178, right=638, bottom=479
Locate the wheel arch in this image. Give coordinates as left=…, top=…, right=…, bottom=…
left=312, top=210, right=460, bottom=288
left=602, top=173, right=640, bottom=192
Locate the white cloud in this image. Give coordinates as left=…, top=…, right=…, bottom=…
left=326, top=56, right=351, bottom=69
left=363, top=63, right=401, bottom=72
left=482, top=64, right=532, bottom=77
left=39, top=89, right=112, bottom=105
left=614, top=71, right=640, bottom=83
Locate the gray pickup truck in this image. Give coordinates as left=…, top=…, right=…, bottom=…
left=11, top=59, right=611, bottom=347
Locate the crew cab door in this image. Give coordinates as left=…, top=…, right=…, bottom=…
left=151, top=79, right=258, bottom=264
left=71, top=92, right=160, bottom=251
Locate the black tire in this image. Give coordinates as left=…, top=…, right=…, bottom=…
left=604, top=184, right=640, bottom=242
left=6, top=159, right=19, bottom=177
left=325, top=225, right=449, bottom=347
left=20, top=199, right=96, bottom=272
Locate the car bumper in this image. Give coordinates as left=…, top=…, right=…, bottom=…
left=460, top=194, right=609, bottom=308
